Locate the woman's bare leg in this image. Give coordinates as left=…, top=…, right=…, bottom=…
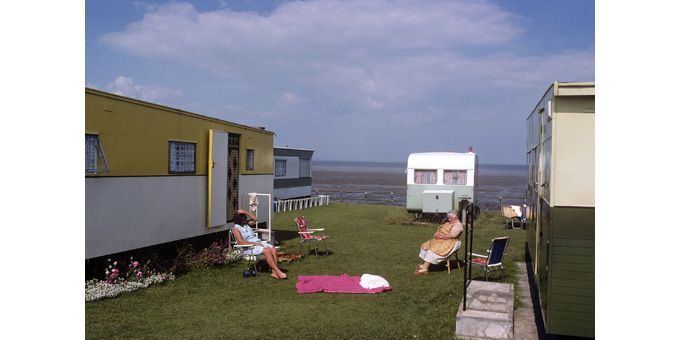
left=263, top=248, right=287, bottom=279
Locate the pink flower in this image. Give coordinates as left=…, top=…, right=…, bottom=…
left=112, top=269, right=119, bottom=274
left=132, top=261, right=139, bottom=268
left=136, top=271, right=142, bottom=279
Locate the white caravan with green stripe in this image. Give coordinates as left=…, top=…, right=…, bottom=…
left=406, top=152, right=478, bottom=214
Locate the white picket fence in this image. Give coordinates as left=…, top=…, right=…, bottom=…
left=273, top=195, right=331, bottom=212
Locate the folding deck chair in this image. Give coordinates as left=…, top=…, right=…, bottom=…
left=445, top=240, right=462, bottom=274
left=470, top=236, right=510, bottom=281
left=500, top=205, right=522, bottom=229
left=294, top=216, right=329, bottom=255
left=228, top=227, right=277, bottom=275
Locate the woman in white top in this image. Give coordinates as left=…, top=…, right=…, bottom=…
left=231, top=209, right=287, bottom=279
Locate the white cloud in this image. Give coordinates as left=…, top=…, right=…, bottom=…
left=106, top=76, right=182, bottom=103
left=95, top=0, right=594, bottom=162
left=277, top=91, right=301, bottom=107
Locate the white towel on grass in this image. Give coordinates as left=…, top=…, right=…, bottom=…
left=359, top=274, right=390, bottom=289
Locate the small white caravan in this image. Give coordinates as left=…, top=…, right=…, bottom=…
left=406, top=151, right=478, bottom=215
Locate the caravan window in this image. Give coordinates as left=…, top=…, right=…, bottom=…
left=169, top=141, right=196, bottom=174
left=275, top=159, right=287, bottom=177
left=85, top=134, right=110, bottom=174
left=414, top=170, right=437, bottom=184
left=443, top=170, right=467, bottom=185
left=299, top=158, right=311, bottom=177
left=246, top=149, right=255, bottom=170
left=85, top=134, right=98, bottom=172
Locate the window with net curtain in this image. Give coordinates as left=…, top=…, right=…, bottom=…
left=275, top=159, right=287, bottom=177
left=443, top=170, right=467, bottom=185
left=169, top=141, right=196, bottom=174
left=85, top=134, right=98, bottom=172
left=299, top=158, right=311, bottom=177
left=246, top=149, right=255, bottom=170
left=414, top=169, right=437, bottom=184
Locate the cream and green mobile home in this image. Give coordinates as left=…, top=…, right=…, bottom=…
left=406, top=151, right=478, bottom=215
left=85, top=88, right=274, bottom=259
left=525, top=82, right=594, bottom=337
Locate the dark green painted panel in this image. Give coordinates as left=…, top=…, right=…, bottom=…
left=550, top=302, right=594, bottom=313
left=551, top=278, right=594, bottom=289
left=552, top=254, right=594, bottom=264
left=551, top=270, right=594, bottom=280
left=550, top=286, right=595, bottom=297
left=273, top=177, right=312, bottom=189
left=551, top=310, right=594, bottom=321
left=553, top=247, right=594, bottom=256
left=551, top=207, right=595, bottom=240
left=273, top=148, right=313, bottom=158
left=539, top=199, right=552, bottom=313
left=549, top=322, right=594, bottom=338
left=552, top=238, right=595, bottom=248
left=551, top=262, right=594, bottom=272
left=550, top=294, right=594, bottom=305
left=550, top=318, right=595, bottom=330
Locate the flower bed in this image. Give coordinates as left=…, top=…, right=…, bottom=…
left=86, top=241, right=243, bottom=302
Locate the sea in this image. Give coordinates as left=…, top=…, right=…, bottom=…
left=311, top=161, right=526, bottom=211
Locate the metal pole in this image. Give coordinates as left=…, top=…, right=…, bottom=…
left=463, top=206, right=468, bottom=311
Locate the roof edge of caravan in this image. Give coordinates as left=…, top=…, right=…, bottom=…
left=407, top=152, right=477, bottom=170
left=527, top=81, right=595, bottom=120
left=274, top=146, right=315, bottom=152
left=86, top=87, right=275, bottom=135
left=553, top=81, right=595, bottom=96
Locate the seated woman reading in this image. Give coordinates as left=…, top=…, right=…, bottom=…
left=415, top=210, right=463, bottom=276
left=231, top=209, right=287, bottom=279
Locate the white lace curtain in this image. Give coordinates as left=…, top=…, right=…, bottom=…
left=414, top=169, right=437, bottom=184
left=443, top=170, right=467, bottom=185
left=170, top=142, right=195, bottom=173
left=85, top=134, right=98, bottom=171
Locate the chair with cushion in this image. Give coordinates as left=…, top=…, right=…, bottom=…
left=470, top=236, right=510, bottom=281
left=294, top=216, right=329, bottom=255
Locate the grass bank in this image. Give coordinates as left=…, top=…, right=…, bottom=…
left=85, top=204, right=525, bottom=339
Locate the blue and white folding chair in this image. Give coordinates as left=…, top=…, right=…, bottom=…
left=470, top=236, right=510, bottom=281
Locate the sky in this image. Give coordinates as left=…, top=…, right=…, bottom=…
left=86, top=0, right=594, bottom=164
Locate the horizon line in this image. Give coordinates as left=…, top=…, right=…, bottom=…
left=313, top=159, right=525, bottom=166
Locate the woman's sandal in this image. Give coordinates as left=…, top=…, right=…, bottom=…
left=414, top=265, right=428, bottom=276
left=271, top=272, right=288, bottom=280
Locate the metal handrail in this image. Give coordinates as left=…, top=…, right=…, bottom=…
left=462, top=203, right=475, bottom=311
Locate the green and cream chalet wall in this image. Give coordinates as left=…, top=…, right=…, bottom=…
left=85, top=88, right=274, bottom=259
left=525, top=82, right=594, bottom=338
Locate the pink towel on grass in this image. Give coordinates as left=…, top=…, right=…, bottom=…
left=296, top=274, right=392, bottom=294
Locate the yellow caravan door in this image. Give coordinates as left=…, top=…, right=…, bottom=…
left=207, top=129, right=229, bottom=228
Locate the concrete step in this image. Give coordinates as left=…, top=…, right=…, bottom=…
left=455, top=280, right=514, bottom=339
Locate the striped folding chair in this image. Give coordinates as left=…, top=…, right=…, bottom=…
left=295, top=216, right=329, bottom=255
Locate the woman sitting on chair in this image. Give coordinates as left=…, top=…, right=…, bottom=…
left=231, top=209, right=287, bottom=279
left=415, top=210, right=463, bottom=276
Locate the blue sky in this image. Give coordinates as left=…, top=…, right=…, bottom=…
left=86, top=0, right=594, bottom=164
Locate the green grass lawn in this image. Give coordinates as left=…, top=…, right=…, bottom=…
left=85, top=203, right=526, bottom=339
